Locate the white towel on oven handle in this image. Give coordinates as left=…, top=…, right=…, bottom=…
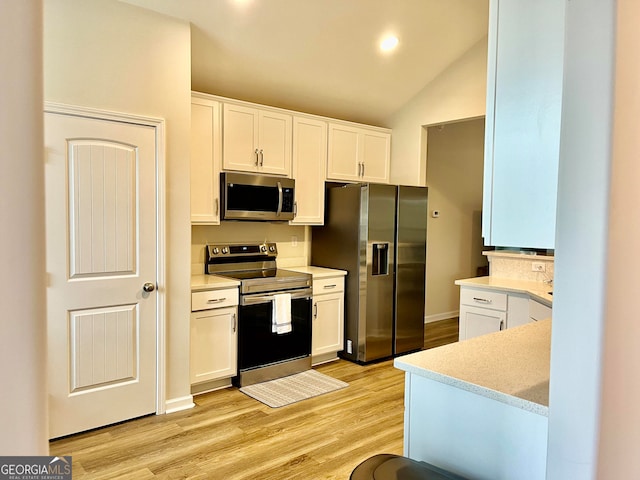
left=272, top=293, right=292, bottom=334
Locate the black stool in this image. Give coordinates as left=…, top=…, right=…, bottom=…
left=350, top=454, right=468, bottom=480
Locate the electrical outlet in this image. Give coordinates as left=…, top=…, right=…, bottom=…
left=532, top=262, right=546, bottom=272
left=291, top=235, right=298, bottom=247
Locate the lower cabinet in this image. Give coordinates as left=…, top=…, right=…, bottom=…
left=529, top=299, right=552, bottom=322
left=459, top=305, right=506, bottom=340
left=458, top=286, right=538, bottom=341
left=190, top=306, right=237, bottom=384
left=190, top=288, right=239, bottom=387
left=311, top=275, right=345, bottom=365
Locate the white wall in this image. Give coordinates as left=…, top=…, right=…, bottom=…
left=546, top=0, right=614, bottom=478
left=43, top=0, right=193, bottom=408
left=596, top=0, right=640, bottom=476
left=424, top=119, right=485, bottom=321
left=388, top=38, right=488, bottom=187
left=0, top=1, right=48, bottom=454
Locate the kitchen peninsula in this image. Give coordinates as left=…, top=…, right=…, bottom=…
left=394, top=319, right=551, bottom=480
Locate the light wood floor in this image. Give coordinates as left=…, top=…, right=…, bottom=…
left=424, top=317, right=459, bottom=349
left=49, top=318, right=458, bottom=480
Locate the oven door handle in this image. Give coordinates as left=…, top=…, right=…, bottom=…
left=240, top=289, right=312, bottom=306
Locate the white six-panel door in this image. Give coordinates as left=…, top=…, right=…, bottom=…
left=45, top=112, right=158, bottom=438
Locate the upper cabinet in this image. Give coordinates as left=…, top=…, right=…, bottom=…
left=327, top=123, right=390, bottom=184
left=223, top=103, right=292, bottom=177
left=191, top=95, right=222, bottom=224
left=290, top=116, right=327, bottom=225
left=482, top=0, right=565, bottom=249
left=190, top=92, right=392, bottom=225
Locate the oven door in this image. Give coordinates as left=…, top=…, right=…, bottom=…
left=237, top=288, right=312, bottom=373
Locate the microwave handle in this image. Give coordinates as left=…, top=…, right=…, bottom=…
left=276, top=181, right=283, bottom=217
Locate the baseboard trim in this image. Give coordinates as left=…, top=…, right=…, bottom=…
left=164, top=395, right=195, bottom=414
left=424, top=310, right=459, bottom=324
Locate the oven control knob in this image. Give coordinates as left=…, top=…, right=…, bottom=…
left=212, top=247, right=219, bottom=255
left=221, top=247, right=229, bottom=254
left=261, top=245, right=267, bottom=252
left=269, top=245, right=276, bottom=252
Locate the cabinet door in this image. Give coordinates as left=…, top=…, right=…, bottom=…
left=312, top=292, right=344, bottom=360
left=222, top=103, right=259, bottom=172
left=190, top=306, right=237, bottom=384
left=290, top=116, right=327, bottom=225
left=482, top=0, right=565, bottom=249
left=191, top=97, right=221, bottom=224
left=507, top=293, right=531, bottom=329
left=257, top=110, right=292, bottom=176
left=327, top=123, right=360, bottom=181
left=459, top=305, right=505, bottom=341
left=361, top=130, right=390, bottom=183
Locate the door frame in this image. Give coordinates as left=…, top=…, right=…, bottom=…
left=44, top=101, right=167, bottom=415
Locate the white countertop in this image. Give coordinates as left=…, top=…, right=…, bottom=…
left=455, top=276, right=553, bottom=307
left=285, top=265, right=347, bottom=278
left=394, top=319, right=551, bottom=416
left=191, top=274, right=240, bottom=291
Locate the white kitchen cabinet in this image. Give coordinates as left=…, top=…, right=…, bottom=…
left=312, top=276, right=345, bottom=364
left=223, top=103, right=292, bottom=176
left=529, top=299, right=552, bottom=322
left=482, top=0, right=565, bottom=249
left=459, top=286, right=533, bottom=341
left=290, top=116, right=327, bottom=225
left=191, top=95, right=221, bottom=224
left=459, top=305, right=505, bottom=340
left=507, top=293, right=531, bottom=329
left=327, top=123, right=390, bottom=183
left=459, top=287, right=507, bottom=341
left=190, top=288, right=238, bottom=386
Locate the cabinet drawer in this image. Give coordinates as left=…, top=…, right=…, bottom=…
left=192, top=288, right=239, bottom=311
left=312, top=276, right=344, bottom=295
left=460, top=287, right=507, bottom=311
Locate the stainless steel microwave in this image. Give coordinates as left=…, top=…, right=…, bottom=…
left=220, top=172, right=295, bottom=221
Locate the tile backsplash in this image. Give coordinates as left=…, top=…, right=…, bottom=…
left=191, top=223, right=310, bottom=275
left=485, top=251, right=554, bottom=283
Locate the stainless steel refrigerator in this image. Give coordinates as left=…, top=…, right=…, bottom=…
left=311, top=183, right=427, bottom=363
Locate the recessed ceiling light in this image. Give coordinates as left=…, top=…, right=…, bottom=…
left=380, top=35, right=399, bottom=52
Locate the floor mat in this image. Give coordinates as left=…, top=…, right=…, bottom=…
left=239, top=369, right=349, bottom=408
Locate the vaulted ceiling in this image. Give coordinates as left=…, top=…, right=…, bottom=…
left=122, top=0, right=488, bottom=126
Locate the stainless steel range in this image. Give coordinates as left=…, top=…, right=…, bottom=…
left=206, top=242, right=312, bottom=387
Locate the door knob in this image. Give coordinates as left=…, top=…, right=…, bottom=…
left=143, top=282, right=155, bottom=293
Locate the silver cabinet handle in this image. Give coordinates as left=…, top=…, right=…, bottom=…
left=358, top=162, right=363, bottom=177
left=207, top=297, right=226, bottom=304
left=254, top=148, right=259, bottom=166
left=294, top=201, right=297, bottom=216
left=232, top=313, right=236, bottom=333
left=499, top=320, right=504, bottom=330
left=362, top=162, right=365, bottom=177
left=323, top=284, right=337, bottom=289
left=215, top=198, right=219, bottom=216
left=472, top=297, right=492, bottom=304
left=259, top=149, right=264, bottom=166
left=313, top=303, right=318, bottom=319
